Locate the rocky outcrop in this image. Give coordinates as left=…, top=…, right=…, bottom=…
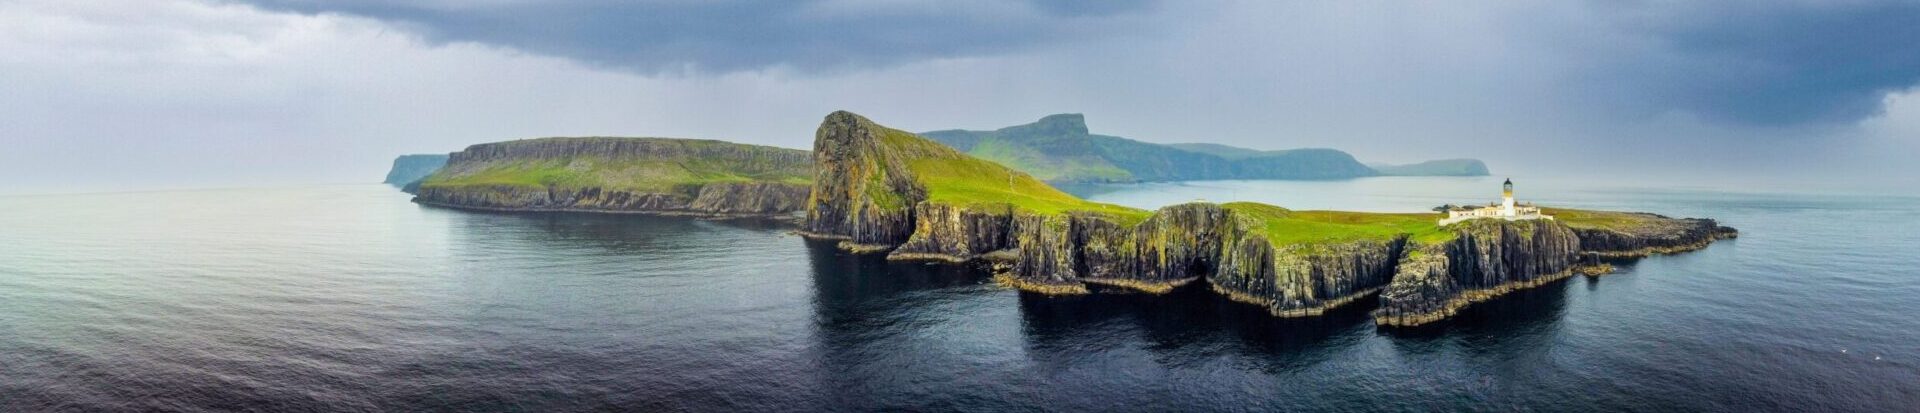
left=1375, top=219, right=1581, bottom=326
left=890, top=203, right=1014, bottom=262
left=413, top=137, right=812, bottom=218
left=801, top=111, right=927, bottom=250
left=1005, top=204, right=1239, bottom=293
left=1213, top=236, right=1408, bottom=317
left=1568, top=214, right=1738, bottom=258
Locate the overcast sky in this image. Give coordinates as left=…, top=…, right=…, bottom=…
left=3, top=0, right=1917, bottom=195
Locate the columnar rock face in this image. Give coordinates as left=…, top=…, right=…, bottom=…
left=891, top=203, right=1014, bottom=261
left=412, top=137, right=812, bottom=217
left=1009, top=203, right=1242, bottom=290
left=1214, top=237, right=1409, bottom=316
left=1118, top=204, right=1235, bottom=283
left=1373, top=244, right=1457, bottom=325
left=800, top=110, right=1737, bottom=327
left=1375, top=220, right=1581, bottom=326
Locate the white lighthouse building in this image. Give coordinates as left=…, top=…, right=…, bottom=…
left=1439, top=178, right=1552, bottom=226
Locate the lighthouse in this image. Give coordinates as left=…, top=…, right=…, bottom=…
left=1439, top=178, right=1551, bottom=225
left=1500, top=178, right=1515, bottom=216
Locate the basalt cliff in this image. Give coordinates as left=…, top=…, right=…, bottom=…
left=801, top=111, right=1736, bottom=327
left=412, top=137, right=813, bottom=217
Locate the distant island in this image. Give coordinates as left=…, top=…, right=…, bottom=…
left=920, top=114, right=1489, bottom=183
left=377, top=111, right=1732, bottom=327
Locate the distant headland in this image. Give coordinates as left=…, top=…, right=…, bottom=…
left=921, top=113, right=1490, bottom=183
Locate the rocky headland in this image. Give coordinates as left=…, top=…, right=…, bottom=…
left=800, top=110, right=1736, bottom=327
left=412, top=137, right=813, bottom=218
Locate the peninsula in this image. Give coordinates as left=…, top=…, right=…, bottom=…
left=411, top=137, right=813, bottom=217
left=800, top=111, right=1735, bottom=327
left=380, top=112, right=1734, bottom=327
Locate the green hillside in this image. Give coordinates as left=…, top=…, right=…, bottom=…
left=418, top=137, right=811, bottom=193
left=922, top=114, right=1483, bottom=183
left=865, top=119, right=1150, bottom=222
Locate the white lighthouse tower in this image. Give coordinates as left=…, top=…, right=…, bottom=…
left=1438, top=178, right=1551, bottom=225
left=1500, top=178, right=1516, bottom=216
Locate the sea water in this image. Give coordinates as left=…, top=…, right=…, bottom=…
left=2, top=178, right=1915, bottom=411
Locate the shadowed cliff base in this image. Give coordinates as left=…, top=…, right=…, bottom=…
left=799, top=110, right=1736, bottom=327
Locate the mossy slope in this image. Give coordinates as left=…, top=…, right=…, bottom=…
left=414, top=137, right=813, bottom=216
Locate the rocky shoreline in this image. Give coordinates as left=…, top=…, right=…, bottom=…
left=413, top=181, right=811, bottom=218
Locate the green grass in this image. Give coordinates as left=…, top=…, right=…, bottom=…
left=1539, top=207, right=1657, bottom=229
left=418, top=137, right=811, bottom=193
left=1223, top=202, right=1455, bottom=246
left=873, top=124, right=1463, bottom=243
left=872, top=127, right=1149, bottom=224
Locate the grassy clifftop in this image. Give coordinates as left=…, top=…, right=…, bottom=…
left=420, top=137, right=810, bottom=193
left=872, top=126, right=1147, bottom=221
left=1222, top=203, right=1454, bottom=246
left=413, top=137, right=814, bottom=216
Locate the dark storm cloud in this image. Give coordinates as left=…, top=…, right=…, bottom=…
left=235, top=0, right=1156, bottom=73
left=1587, top=0, right=1920, bottom=125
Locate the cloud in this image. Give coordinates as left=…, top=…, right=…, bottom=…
left=230, top=0, right=1920, bottom=128
left=1569, top=0, right=1920, bottom=125
left=1, top=0, right=1917, bottom=195
left=231, top=0, right=1161, bottom=73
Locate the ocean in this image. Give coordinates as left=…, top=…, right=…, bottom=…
left=2, top=177, right=1915, bottom=411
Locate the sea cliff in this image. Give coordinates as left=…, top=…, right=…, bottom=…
left=801, top=110, right=1736, bottom=327
left=413, top=137, right=813, bottom=217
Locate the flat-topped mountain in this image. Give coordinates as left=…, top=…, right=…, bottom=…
left=921, top=114, right=1486, bottom=183
left=411, top=137, right=812, bottom=217
left=804, top=110, right=1732, bottom=327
